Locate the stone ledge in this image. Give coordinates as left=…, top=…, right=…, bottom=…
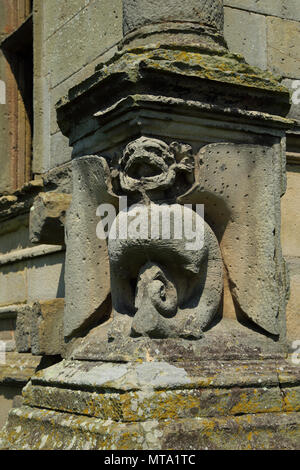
left=22, top=382, right=300, bottom=423
left=0, top=352, right=41, bottom=386
left=28, top=359, right=300, bottom=395
left=2, top=406, right=300, bottom=450
left=224, top=0, right=300, bottom=22
left=0, top=304, right=26, bottom=320
left=0, top=245, right=65, bottom=267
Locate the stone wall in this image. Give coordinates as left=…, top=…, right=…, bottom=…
left=33, top=0, right=123, bottom=175
left=224, top=0, right=300, bottom=348
left=0, top=0, right=123, bottom=429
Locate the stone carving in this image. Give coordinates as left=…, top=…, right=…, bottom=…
left=106, top=137, right=223, bottom=340
left=115, top=136, right=194, bottom=198
left=64, top=140, right=284, bottom=346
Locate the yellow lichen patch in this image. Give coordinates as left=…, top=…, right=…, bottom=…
left=230, top=389, right=282, bottom=416
left=282, top=388, right=300, bottom=412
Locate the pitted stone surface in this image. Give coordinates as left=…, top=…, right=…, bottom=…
left=64, top=156, right=118, bottom=339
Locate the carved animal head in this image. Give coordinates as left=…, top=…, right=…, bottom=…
left=118, top=136, right=194, bottom=195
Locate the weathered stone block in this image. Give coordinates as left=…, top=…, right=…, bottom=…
left=49, top=132, right=72, bottom=168
left=64, top=156, right=115, bottom=339
left=3, top=359, right=300, bottom=450
left=46, top=0, right=122, bottom=88
left=15, top=305, right=33, bottom=353
left=42, top=162, right=72, bottom=194
left=285, top=260, right=300, bottom=343
left=23, top=383, right=284, bottom=422
left=30, top=192, right=71, bottom=245
left=27, top=250, right=65, bottom=302
left=224, top=7, right=267, bottom=69
left=0, top=215, right=29, bottom=255
left=0, top=264, right=26, bottom=306
left=0, top=385, right=22, bottom=430
left=31, top=299, right=65, bottom=356
left=282, top=79, right=300, bottom=122
left=282, top=166, right=300, bottom=258
left=42, top=0, right=90, bottom=40
left=0, top=318, right=15, bottom=343
left=267, top=17, right=300, bottom=79
left=224, top=0, right=300, bottom=22
left=0, top=352, right=41, bottom=385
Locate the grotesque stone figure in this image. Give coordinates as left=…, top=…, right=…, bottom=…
left=117, top=136, right=194, bottom=197
left=107, top=136, right=223, bottom=341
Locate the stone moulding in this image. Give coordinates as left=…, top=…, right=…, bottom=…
left=0, top=245, right=64, bottom=268
left=56, top=43, right=291, bottom=140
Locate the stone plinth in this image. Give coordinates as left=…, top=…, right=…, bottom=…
left=1, top=355, right=299, bottom=450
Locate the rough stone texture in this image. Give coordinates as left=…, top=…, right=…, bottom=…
left=31, top=299, right=65, bottom=356
left=109, top=203, right=223, bottom=339
left=224, top=0, right=300, bottom=22
left=71, top=318, right=284, bottom=363
left=181, top=143, right=286, bottom=336
left=282, top=79, right=300, bottom=122
left=42, top=0, right=90, bottom=40
left=29, top=192, right=71, bottom=245
left=123, top=0, right=224, bottom=35
left=28, top=358, right=300, bottom=392
left=15, top=299, right=65, bottom=355
left=0, top=350, right=40, bottom=433
left=224, top=7, right=267, bottom=69
left=0, top=215, right=29, bottom=255
left=64, top=156, right=117, bottom=339
left=27, top=250, right=65, bottom=302
left=0, top=179, right=44, bottom=222
left=22, top=383, right=288, bottom=422
left=2, top=406, right=300, bottom=450
left=0, top=263, right=27, bottom=306
left=33, top=0, right=122, bottom=173
left=0, top=352, right=41, bottom=385
left=49, top=132, right=72, bottom=169
left=282, top=166, right=300, bottom=258
left=0, top=385, right=22, bottom=430
left=267, top=17, right=300, bottom=79
left=46, top=0, right=123, bottom=89
left=41, top=162, right=73, bottom=196
left=1, top=358, right=300, bottom=450
left=15, top=305, right=33, bottom=353
left=0, top=246, right=65, bottom=309
left=285, top=259, right=300, bottom=343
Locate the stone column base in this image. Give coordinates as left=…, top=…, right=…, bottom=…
left=1, top=358, right=300, bottom=450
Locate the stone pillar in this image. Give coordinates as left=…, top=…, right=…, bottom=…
left=123, top=0, right=224, bottom=35
left=1, top=0, right=300, bottom=450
